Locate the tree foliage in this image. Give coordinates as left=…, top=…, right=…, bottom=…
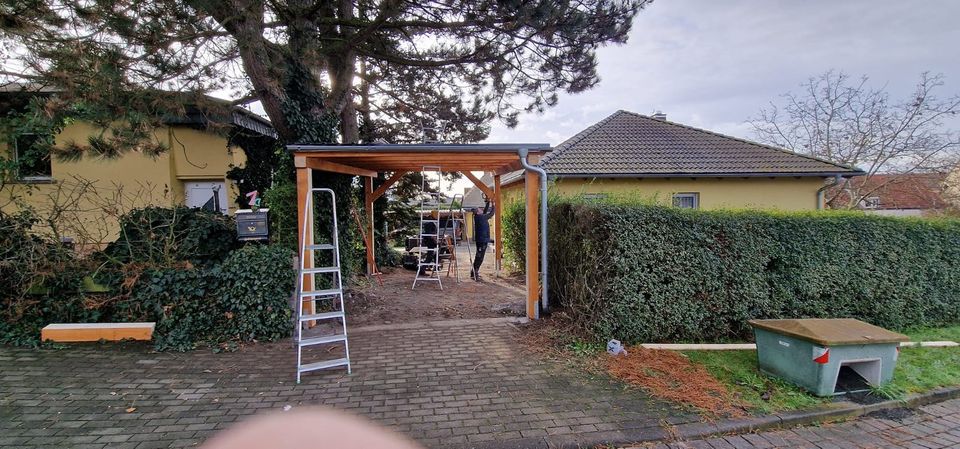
left=2, top=0, right=646, bottom=145
left=750, top=71, right=960, bottom=208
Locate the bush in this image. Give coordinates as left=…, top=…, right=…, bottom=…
left=0, top=210, right=93, bottom=345
left=108, top=245, right=294, bottom=350
left=214, top=245, right=294, bottom=343
left=104, top=206, right=238, bottom=266
left=548, top=199, right=960, bottom=343
left=1, top=206, right=294, bottom=349
left=502, top=200, right=526, bottom=273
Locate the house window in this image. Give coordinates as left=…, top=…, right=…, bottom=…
left=184, top=180, right=228, bottom=215
left=14, top=134, right=52, bottom=180
left=862, top=197, right=881, bottom=209
left=672, top=192, right=700, bottom=209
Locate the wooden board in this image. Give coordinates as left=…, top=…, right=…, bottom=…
left=42, top=322, right=155, bottom=342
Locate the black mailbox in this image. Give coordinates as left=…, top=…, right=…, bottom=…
left=236, top=209, right=269, bottom=241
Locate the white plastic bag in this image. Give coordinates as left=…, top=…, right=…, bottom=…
left=607, top=339, right=628, bottom=356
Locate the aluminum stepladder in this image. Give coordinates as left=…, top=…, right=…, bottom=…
left=441, top=193, right=473, bottom=283
left=295, top=187, right=351, bottom=382
left=413, top=166, right=443, bottom=289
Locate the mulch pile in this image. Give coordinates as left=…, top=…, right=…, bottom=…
left=605, top=347, right=746, bottom=417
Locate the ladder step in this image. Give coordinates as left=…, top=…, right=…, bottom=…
left=300, top=311, right=344, bottom=321
left=302, top=267, right=339, bottom=274
left=299, top=334, right=347, bottom=346
left=305, top=244, right=335, bottom=250
left=300, top=288, right=341, bottom=298
left=299, top=358, right=350, bottom=373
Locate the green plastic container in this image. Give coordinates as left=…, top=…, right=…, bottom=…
left=749, top=319, right=909, bottom=397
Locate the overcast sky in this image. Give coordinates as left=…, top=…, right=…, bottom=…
left=485, top=0, right=960, bottom=145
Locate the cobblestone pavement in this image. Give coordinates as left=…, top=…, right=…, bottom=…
left=641, top=398, right=960, bottom=449
left=0, top=318, right=696, bottom=449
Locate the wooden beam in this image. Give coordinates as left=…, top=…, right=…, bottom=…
left=525, top=170, right=540, bottom=319
left=363, top=177, right=376, bottom=275
left=494, top=174, right=503, bottom=272
left=494, top=159, right=523, bottom=176
left=370, top=171, right=408, bottom=201
left=300, top=157, right=377, bottom=177
left=42, top=323, right=154, bottom=342
left=462, top=171, right=495, bottom=199
left=296, top=167, right=316, bottom=323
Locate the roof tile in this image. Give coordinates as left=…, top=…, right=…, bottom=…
left=540, top=111, right=860, bottom=176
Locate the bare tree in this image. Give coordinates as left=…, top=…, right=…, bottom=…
left=750, top=71, right=960, bottom=208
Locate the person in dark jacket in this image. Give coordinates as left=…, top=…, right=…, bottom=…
left=470, top=200, right=495, bottom=281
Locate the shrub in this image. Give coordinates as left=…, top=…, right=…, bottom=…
left=108, top=245, right=294, bottom=350
left=1, top=206, right=294, bottom=349
left=549, top=200, right=960, bottom=343
left=0, top=210, right=92, bottom=345
left=214, top=245, right=294, bottom=343
left=103, top=206, right=238, bottom=266
left=502, top=200, right=526, bottom=272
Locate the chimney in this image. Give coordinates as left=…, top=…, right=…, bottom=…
left=651, top=111, right=667, bottom=121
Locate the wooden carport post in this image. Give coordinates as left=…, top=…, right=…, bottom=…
left=296, top=165, right=315, bottom=321
left=363, top=176, right=375, bottom=275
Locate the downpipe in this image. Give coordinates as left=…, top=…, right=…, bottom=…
left=518, top=148, right=548, bottom=318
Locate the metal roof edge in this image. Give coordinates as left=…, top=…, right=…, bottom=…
left=543, top=171, right=866, bottom=179
left=287, top=143, right=551, bottom=152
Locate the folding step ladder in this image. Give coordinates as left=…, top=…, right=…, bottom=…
left=413, top=166, right=443, bottom=289
left=295, top=188, right=351, bottom=382
left=441, top=193, right=472, bottom=283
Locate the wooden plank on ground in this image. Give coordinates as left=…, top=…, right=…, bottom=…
left=41, top=323, right=155, bottom=342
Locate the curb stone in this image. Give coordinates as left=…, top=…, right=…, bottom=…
left=458, top=386, right=960, bottom=449
left=665, top=385, right=960, bottom=447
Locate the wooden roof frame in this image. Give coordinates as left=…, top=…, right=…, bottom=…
left=290, top=143, right=550, bottom=320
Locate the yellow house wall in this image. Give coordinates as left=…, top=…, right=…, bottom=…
left=1, top=121, right=245, bottom=244
left=473, top=175, right=827, bottom=241
left=539, top=176, right=827, bottom=210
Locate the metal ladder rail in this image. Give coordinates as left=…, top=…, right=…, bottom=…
left=295, top=188, right=351, bottom=383
left=444, top=193, right=468, bottom=282
left=413, top=191, right=443, bottom=289
left=413, top=167, right=443, bottom=289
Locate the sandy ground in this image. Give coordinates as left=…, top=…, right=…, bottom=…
left=345, top=244, right=527, bottom=326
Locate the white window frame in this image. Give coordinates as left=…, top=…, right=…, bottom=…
left=672, top=192, right=700, bottom=209
left=862, top=196, right=881, bottom=209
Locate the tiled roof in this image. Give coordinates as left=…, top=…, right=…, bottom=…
left=539, top=110, right=861, bottom=177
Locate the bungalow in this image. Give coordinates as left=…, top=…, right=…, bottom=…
left=0, top=86, right=276, bottom=245
left=462, top=110, right=863, bottom=239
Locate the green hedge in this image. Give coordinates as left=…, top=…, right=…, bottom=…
left=547, top=200, right=960, bottom=343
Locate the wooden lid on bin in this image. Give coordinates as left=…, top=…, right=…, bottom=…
left=748, top=318, right=910, bottom=346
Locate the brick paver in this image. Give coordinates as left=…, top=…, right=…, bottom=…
left=639, top=398, right=960, bottom=449
left=0, top=318, right=696, bottom=448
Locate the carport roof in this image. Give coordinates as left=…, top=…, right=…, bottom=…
left=288, top=143, right=550, bottom=173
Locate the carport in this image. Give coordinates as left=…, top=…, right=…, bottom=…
left=287, top=143, right=550, bottom=319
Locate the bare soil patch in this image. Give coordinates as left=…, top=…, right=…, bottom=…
left=345, top=245, right=526, bottom=326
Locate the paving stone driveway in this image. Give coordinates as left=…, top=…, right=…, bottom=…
left=0, top=318, right=696, bottom=449
left=641, top=398, right=960, bottom=449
